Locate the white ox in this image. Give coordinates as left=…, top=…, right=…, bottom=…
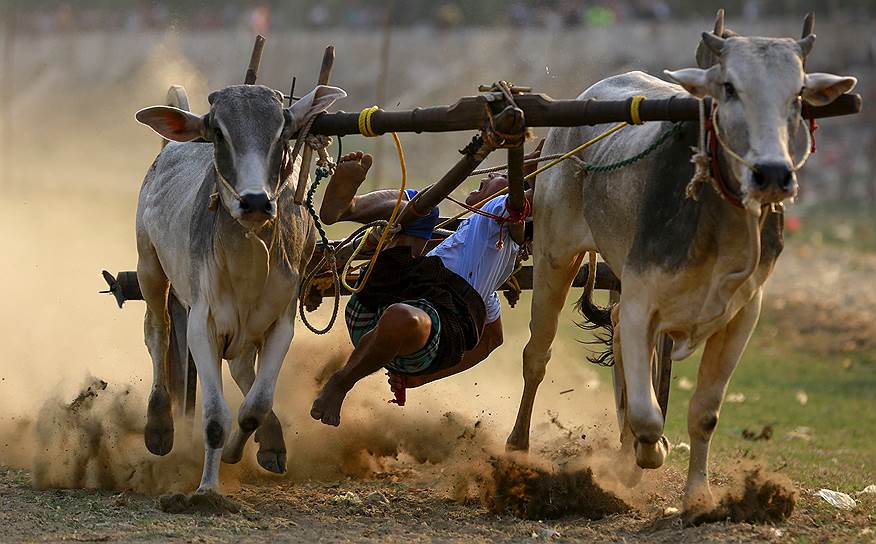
left=135, top=84, right=343, bottom=494
left=506, top=19, right=856, bottom=514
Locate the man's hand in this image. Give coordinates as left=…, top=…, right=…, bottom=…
left=387, top=371, right=426, bottom=392
left=387, top=372, right=408, bottom=406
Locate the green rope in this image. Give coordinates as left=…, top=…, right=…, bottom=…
left=305, top=166, right=331, bottom=247
left=578, top=122, right=685, bottom=174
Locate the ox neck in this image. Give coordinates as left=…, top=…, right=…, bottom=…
left=707, top=109, right=745, bottom=210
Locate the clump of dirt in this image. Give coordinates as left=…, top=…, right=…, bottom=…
left=686, top=465, right=796, bottom=525
left=481, top=455, right=630, bottom=520
left=158, top=490, right=241, bottom=516
left=30, top=376, right=206, bottom=495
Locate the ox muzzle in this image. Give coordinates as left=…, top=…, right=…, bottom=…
left=238, top=191, right=276, bottom=223
left=748, top=161, right=797, bottom=203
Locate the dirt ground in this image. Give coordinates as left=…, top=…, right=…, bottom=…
left=1, top=459, right=873, bottom=543
left=1, top=26, right=874, bottom=543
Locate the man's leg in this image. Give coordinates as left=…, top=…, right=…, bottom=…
left=311, top=303, right=432, bottom=426
left=320, top=152, right=372, bottom=223
left=389, top=317, right=504, bottom=392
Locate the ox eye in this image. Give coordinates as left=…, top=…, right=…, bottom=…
left=723, top=82, right=737, bottom=99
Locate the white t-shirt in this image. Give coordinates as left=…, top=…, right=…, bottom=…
left=427, top=195, right=520, bottom=323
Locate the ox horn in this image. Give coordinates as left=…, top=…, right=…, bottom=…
left=702, top=32, right=725, bottom=56
left=714, top=8, right=725, bottom=36
left=696, top=9, right=737, bottom=68
left=797, top=13, right=815, bottom=59
left=801, top=12, right=814, bottom=39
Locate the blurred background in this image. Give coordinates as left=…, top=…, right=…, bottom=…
left=0, top=0, right=873, bottom=499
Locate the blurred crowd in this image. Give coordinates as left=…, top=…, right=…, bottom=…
left=7, top=0, right=874, bottom=35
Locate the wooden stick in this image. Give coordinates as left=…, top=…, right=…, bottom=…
left=506, top=144, right=526, bottom=244
left=1, top=3, right=16, bottom=187
left=244, top=35, right=266, bottom=85
left=294, top=45, right=335, bottom=204
left=371, top=1, right=395, bottom=188
left=306, top=92, right=862, bottom=138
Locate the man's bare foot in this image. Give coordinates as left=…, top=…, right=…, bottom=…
left=320, top=151, right=372, bottom=224
left=310, top=379, right=347, bottom=426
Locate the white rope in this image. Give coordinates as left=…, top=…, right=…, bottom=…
left=711, top=105, right=759, bottom=172
left=686, top=97, right=713, bottom=200
left=790, top=115, right=812, bottom=172
left=711, top=104, right=813, bottom=174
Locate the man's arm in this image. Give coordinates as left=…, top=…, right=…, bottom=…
left=393, top=317, right=504, bottom=389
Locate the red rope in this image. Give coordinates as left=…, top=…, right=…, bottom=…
left=445, top=195, right=531, bottom=249
left=444, top=195, right=506, bottom=222
left=706, top=104, right=744, bottom=209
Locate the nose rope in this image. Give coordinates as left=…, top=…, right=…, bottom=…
left=209, top=114, right=335, bottom=213
left=710, top=104, right=813, bottom=174
left=709, top=105, right=758, bottom=172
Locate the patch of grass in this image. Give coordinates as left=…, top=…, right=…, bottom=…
left=659, top=334, right=875, bottom=493
left=790, top=199, right=876, bottom=252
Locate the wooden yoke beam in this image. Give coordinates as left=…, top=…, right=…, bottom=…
left=294, top=46, right=336, bottom=204
left=396, top=137, right=492, bottom=227
left=506, top=144, right=526, bottom=244
left=305, top=93, right=862, bottom=138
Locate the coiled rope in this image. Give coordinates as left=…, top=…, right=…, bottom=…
left=298, top=109, right=408, bottom=333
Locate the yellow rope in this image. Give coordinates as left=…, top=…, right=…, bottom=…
left=341, top=132, right=407, bottom=293
left=630, top=95, right=645, bottom=125
left=435, top=121, right=629, bottom=230
left=358, top=106, right=379, bottom=137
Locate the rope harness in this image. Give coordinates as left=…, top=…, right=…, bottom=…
left=435, top=96, right=655, bottom=231
left=687, top=99, right=816, bottom=209
left=297, top=93, right=822, bottom=339
left=298, top=110, right=408, bottom=334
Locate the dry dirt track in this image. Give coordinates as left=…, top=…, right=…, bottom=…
left=1, top=23, right=874, bottom=542
left=0, top=464, right=844, bottom=544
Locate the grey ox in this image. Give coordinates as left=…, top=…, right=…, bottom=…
left=135, top=84, right=343, bottom=493
left=506, top=18, right=855, bottom=514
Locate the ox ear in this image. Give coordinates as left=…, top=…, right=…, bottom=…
left=285, top=85, right=347, bottom=138
left=136, top=106, right=206, bottom=142
left=664, top=67, right=717, bottom=98
left=802, top=73, right=857, bottom=106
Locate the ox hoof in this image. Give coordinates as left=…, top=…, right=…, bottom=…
left=221, top=430, right=247, bottom=465
left=255, top=413, right=286, bottom=474
left=158, top=490, right=240, bottom=516
left=634, top=435, right=669, bottom=470
left=613, top=460, right=644, bottom=488
left=682, top=486, right=716, bottom=518
left=145, top=387, right=174, bottom=456
left=504, top=430, right=530, bottom=453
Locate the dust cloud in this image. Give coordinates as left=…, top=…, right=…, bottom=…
left=686, top=463, right=797, bottom=525
left=0, top=32, right=654, bottom=518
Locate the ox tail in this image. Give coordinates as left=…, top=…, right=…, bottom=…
left=575, top=251, right=616, bottom=367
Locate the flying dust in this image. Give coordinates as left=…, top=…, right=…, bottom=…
left=0, top=34, right=797, bottom=526
left=685, top=463, right=797, bottom=526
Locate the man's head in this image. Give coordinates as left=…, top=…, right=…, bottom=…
left=466, top=172, right=509, bottom=207
left=465, top=139, right=543, bottom=207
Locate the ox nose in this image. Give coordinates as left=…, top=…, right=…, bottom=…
left=752, top=163, right=794, bottom=192
left=239, top=192, right=273, bottom=218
